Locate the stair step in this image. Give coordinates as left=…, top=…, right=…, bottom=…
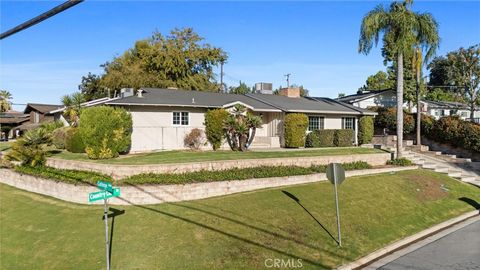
left=448, top=171, right=463, bottom=177
left=422, top=163, right=437, bottom=169
left=461, top=175, right=477, bottom=182
left=434, top=151, right=442, bottom=155
left=445, top=154, right=457, bottom=159
left=434, top=167, right=450, bottom=173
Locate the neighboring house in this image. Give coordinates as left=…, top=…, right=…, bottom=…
left=336, top=89, right=398, bottom=109
left=14, top=103, right=65, bottom=132
left=106, top=87, right=376, bottom=152
left=49, top=96, right=119, bottom=118
left=0, top=110, right=29, bottom=139
left=419, top=100, right=480, bottom=121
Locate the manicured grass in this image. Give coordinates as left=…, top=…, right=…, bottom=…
left=51, top=147, right=385, bottom=165
left=1, top=169, right=478, bottom=269
left=0, top=141, right=11, bottom=152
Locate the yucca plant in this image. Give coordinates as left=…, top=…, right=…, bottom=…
left=223, top=105, right=262, bottom=151
left=6, top=128, right=51, bottom=167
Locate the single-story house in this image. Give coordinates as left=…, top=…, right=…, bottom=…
left=419, top=100, right=480, bottom=121
left=336, top=89, right=398, bottom=109
left=106, top=87, right=376, bottom=152
left=0, top=110, right=29, bottom=139
left=14, top=103, right=65, bottom=132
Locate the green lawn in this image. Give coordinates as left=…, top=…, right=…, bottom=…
left=0, top=141, right=11, bottom=152
left=1, top=169, right=478, bottom=269
left=51, top=147, right=384, bottom=165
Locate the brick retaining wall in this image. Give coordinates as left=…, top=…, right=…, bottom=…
left=0, top=166, right=417, bottom=205
left=46, top=152, right=391, bottom=179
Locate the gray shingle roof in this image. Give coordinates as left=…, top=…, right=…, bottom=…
left=336, top=89, right=393, bottom=103
left=107, top=88, right=375, bottom=115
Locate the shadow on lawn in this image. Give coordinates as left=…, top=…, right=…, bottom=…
left=118, top=184, right=334, bottom=268
left=102, top=207, right=126, bottom=266
left=459, top=197, right=480, bottom=212
left=282, top=190, right=339, bottom=245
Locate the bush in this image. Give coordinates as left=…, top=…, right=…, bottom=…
left=462, top=123, right=480, bottom=152
left=40, top=121, right=64, bottom=133
left=432, top=116, right=463, bottom=146
left=204, top=109, right=229, bottom=150
left=423, top=116, right=480, bottom=153
left=375, top=107, right=414, bottom=134
left=358, top=116, right=374, bottom=144
left=334, top=129, right=354, bottom=147
left=420, top=114, right=435, bottom=138
left=184, top=128, right=205, bottom=150
left=284, top=113, right=308, bottom=148
left=14, top=165, right=112, bottom=185
left=305, top=130, right=335, bottom=147
left=387, top=158, right=413, bottom=166
left=65, top=128, right=85, bottom=153
left=52, top=127, right=69, bottom=149
left=123, top=161, right=373, bottom=185
left=6, top=128, right=51, bottom=167
left=79, top=106, right=132, bottom=159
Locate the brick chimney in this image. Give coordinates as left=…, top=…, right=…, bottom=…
left=278, top=87, right=301, bottom=98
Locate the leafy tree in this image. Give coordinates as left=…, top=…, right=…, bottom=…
left=445, top=44, right=480, bottom=121
left=100, top=28, right=227, bottom=92
left=425, top=88, right=460, bottom=102
left=359, top=0, right=439, bottom=157
left=61, top=92, right=86, bottom=126
left=223, top=105, right=262, bottom=151
left=78, top=72, right=105, bottom=101
left=0, top=90, right=12, bottom=112
left=358, top=71, right=395, bottom=92
left=338, top=93, right=346, bottom=98
left=427, top=56, right=450, bottom=87
left=228, top=81, right=252, bottom=94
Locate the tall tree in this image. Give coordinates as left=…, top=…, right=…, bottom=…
left=61, top=92, right=86, bottom=126
left=412, top=46, right=423, bottom=146
left=445, top=45, right=480, bottom=121
left=78, top=72, right=105, bottom=101
left=359, top=0, right=439, bottom=157
left=100, top=28, right=227, bottom=92
left=358, top=71, right=395, bottom=93
left=0, top=90, right=12, bottom=112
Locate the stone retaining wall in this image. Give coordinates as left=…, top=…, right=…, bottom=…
left=0, top=166, right=417, bottom=205
left=421, top=137, right=480, bottom=161
left=46, top=152, right=391, bottom=178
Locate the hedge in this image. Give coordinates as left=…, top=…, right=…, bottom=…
left=79, top=106, right=132, bottom=159
left=358, top=116, right=373, bottom=144
left=335, top=129, right=354, bottom=147
left=65, top=128, right=85, bottom=153
left=52, top=126, right=69, bottom=149
left=123, top=161, right=372, bottom=185
left=422, top=115, right=480, bottom=153
left=374, top=107, right=414, bottom=134
left=204, top=109, right=229, bottom=150
left=15, top=165, right=112, bottom=185
left=284, top=113, right=308, bottom=148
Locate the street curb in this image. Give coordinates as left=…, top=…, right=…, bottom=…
left=336, top=210, right=480, bottom=270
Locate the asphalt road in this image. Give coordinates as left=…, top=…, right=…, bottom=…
left=379, top=220, right=480, bottom=270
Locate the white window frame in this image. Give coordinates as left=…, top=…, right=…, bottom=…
left=308, top=116, right=325, bottom=132
left=172, top=111, right=189, bottom=126
left=342, top=117, right=355, bottom=130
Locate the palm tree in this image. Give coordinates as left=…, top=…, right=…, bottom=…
left=223, top=104, right=263, bottom=151
left=62, top=92, right=86, bottom=126
left=358, top=0, right=439, bottom=157
left=0, top=90, right=12, bottom=112
left=412, top=46, right=423, bottom=146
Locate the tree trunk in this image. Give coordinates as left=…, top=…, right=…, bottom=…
left=470, top=103, right=475, bottom=122
left=246, top=127, right=256, bottom=149
left=416, top=66, right=421, bottom=146
left=396, top=53, right=404, bottom=158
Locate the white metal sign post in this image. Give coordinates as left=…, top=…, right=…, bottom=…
left=326, top=163, right=345, bottom=247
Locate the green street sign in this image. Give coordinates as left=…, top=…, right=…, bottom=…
left=89, top=191, right=113, bottom=202
left=97, top=181, right=112, bottom=191
left=110, top=187, right=120, bottom=197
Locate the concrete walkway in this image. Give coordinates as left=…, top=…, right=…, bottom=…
left=373, top=217, right=480, bottom=270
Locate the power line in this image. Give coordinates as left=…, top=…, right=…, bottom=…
left=0, top=0, right=84, bottom=40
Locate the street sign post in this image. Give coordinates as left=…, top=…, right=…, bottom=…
left=88, top=181, right=121, bottom=270
left=326, top=163, right=345, bottom=247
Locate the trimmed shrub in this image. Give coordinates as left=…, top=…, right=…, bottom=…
left=15, top=165, right=112, bottom=185
left=432, top=116, right=463, bottom=146
left=52, top=127, right=69, bottom=149
left=423, top=116, right=480, bottom=153
left=420, top=114, right=435, bottom=138
left=79, top=106, right=132, bottom=159
left=284, top=113, right=308, bottom=148
left=375, top=107, right=414, bottom=134
left=387, top=158, right=413, bottom=166
left=184, top=128, right=205, bottom=150
left=65, top=128, right=85, bottom=153
left=40, top=121, right=64, bottom=133
left=462, top=123, right=480, bottom=152
left=334, top=129, right=354, bottom=147
left=358, top=116, right=374, bottom=144
left=204, top=109, right=229, bottom=150
left=305, top=130, right=335, bottom=148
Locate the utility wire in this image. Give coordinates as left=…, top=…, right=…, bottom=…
left=0, top=0, right=84, bottom=40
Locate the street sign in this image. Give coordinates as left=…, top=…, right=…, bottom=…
left=97, top=181, right=112, bottom=191
left=326, top=163, right=345, bottom=185
left=89, top=190, right=113, bottom=202
left=326, top=163, right=345, bottom=247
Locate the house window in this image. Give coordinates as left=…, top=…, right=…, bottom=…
left=308, top=116, right=324, bottom=131
left=342, top=117, right=355, bottom=130
left=173, top=112, right=189, bottom=126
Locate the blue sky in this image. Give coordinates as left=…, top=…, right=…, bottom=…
left=1, top=1, right=479, bottom=111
